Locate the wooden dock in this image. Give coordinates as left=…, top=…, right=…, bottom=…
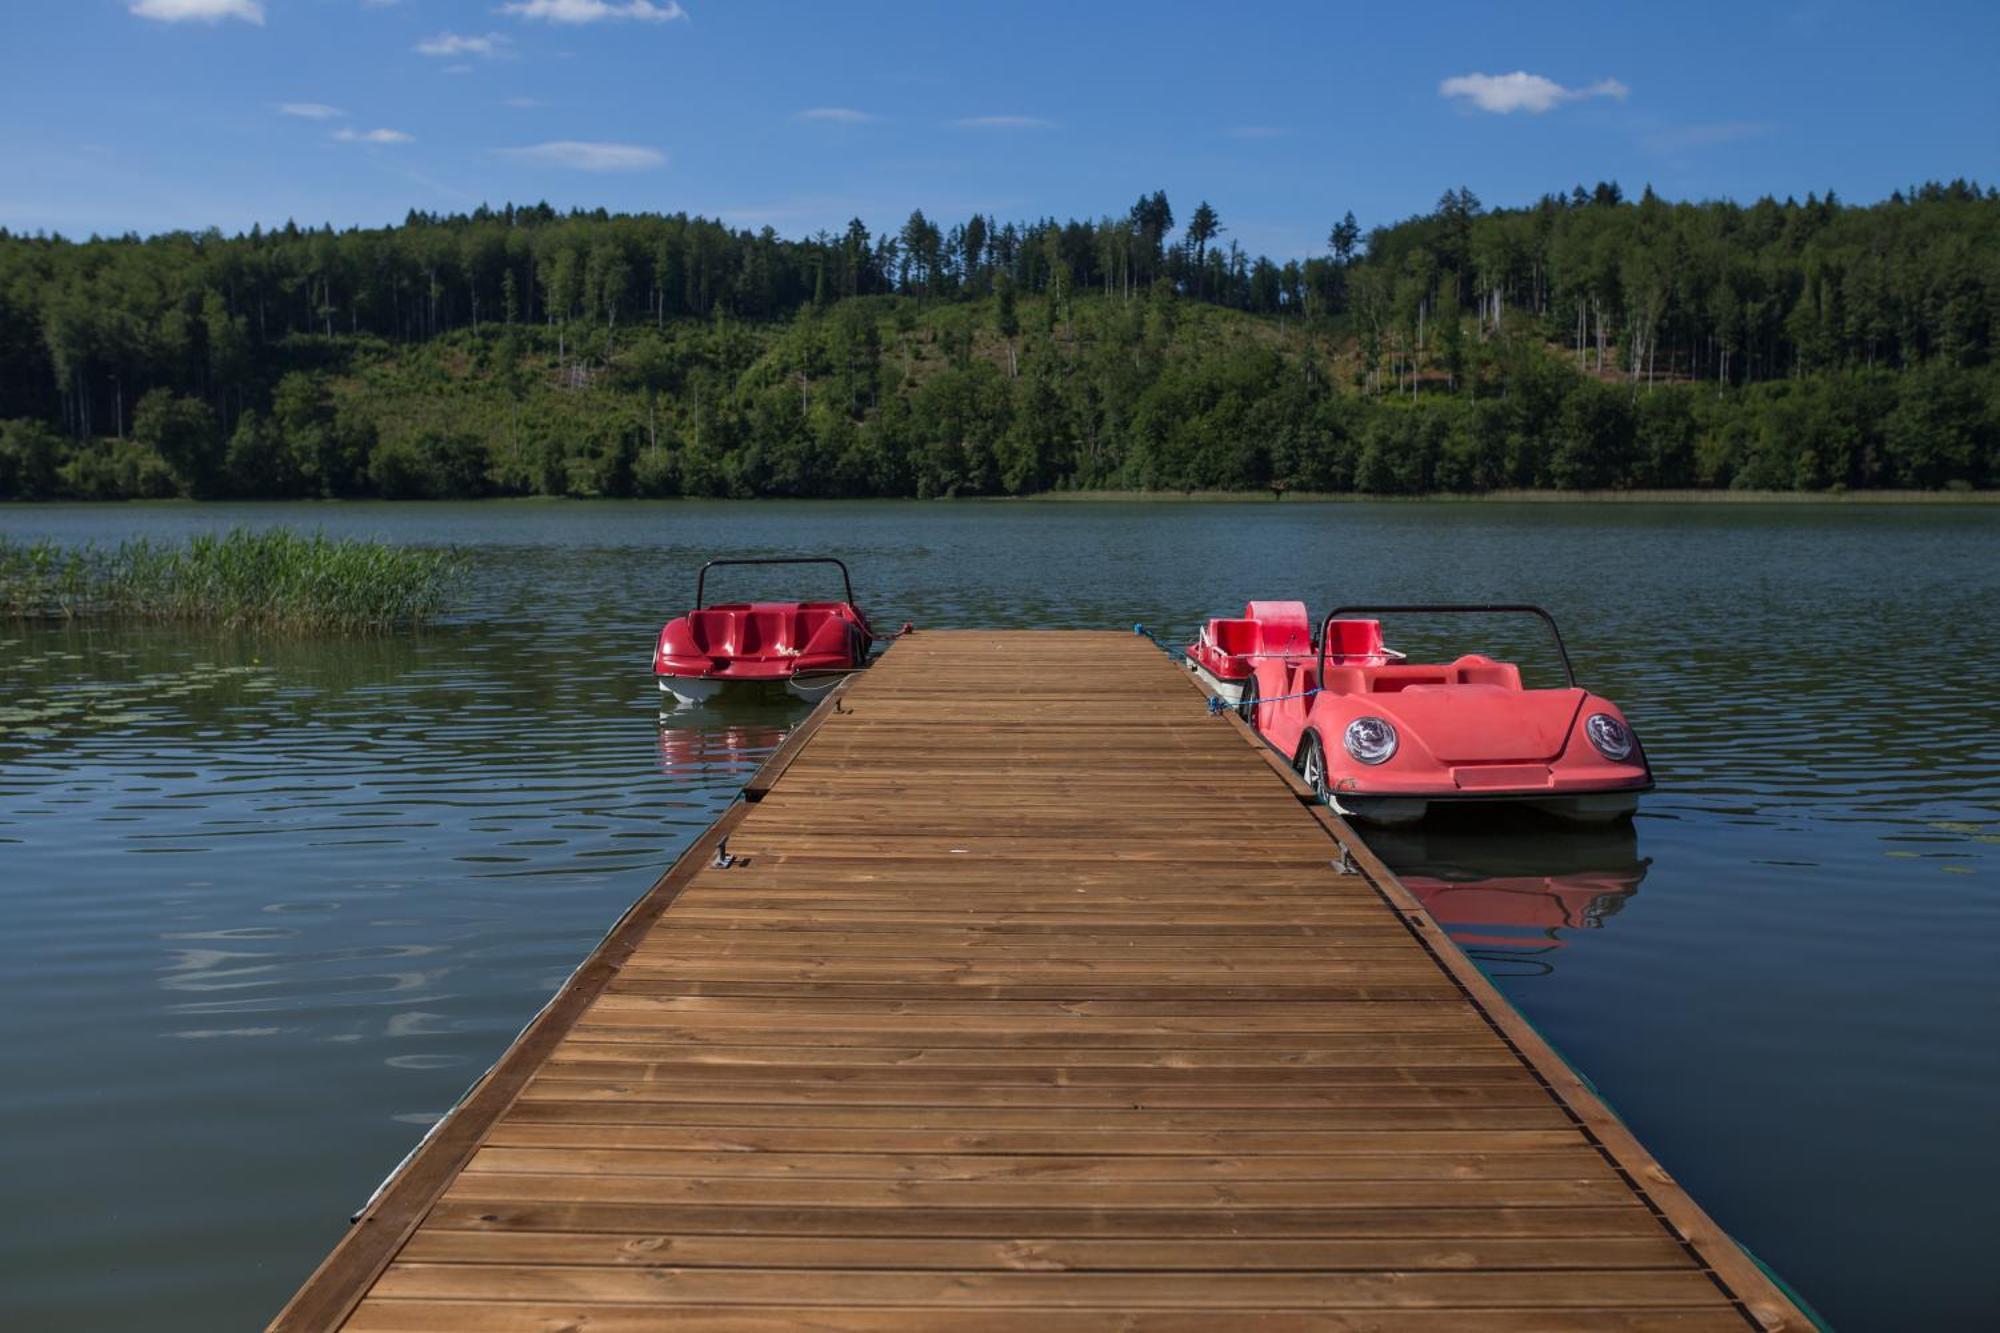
left=273, top=630, right=1810, bottom=1331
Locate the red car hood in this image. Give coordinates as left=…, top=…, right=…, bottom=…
left=1372, top=686, right=1585, bottom=764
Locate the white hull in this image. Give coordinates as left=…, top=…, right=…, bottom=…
left=1185, top=660, right=1250, bottom=709
left=657, top=672, right=857, bottom=709
left=658, top=675, right=730, bottom=707
left=1333, top=790, right=1643, bottom=827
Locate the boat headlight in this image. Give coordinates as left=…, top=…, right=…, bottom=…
left=1585, top=713, right=1635, bottom=761
left=1343, top=716, right=1398, bottom=766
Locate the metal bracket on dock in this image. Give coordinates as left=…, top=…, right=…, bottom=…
left=1333, top=845, right=1360, bottom=876
left=711, top=838, right=738, bottom=869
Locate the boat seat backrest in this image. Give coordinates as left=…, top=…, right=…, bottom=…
left=798, top=608, right=857, bottom=656
left=1244, top=601, right=1312, bottom=655
left=690, top=604, right=847, bottom=658
left=1324, top=619, right=1386, bottom=661
left=1364, top=666, right=1454, bottom=692
left=1451, top=656, right=1523, bottom=689
left=685, top=608, right=742, bottom=656
left=737, top=608, right=795, bottom=655
left=1208, top=619, right=1259, bottom=656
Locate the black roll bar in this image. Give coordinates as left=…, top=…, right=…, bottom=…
left=696, top=557, right=856, bottom=609
left=1320, top=604, right=1576, bottom=688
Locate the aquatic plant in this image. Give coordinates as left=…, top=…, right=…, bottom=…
left=0, top=529, right=463, bottom=631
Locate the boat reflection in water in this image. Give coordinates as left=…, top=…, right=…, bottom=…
left=1366, top=819, right=1651, bottom=978
left=655, top=712, right=794, bottom=787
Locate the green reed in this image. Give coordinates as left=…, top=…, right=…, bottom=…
left=0, top=529, right=464, bottom=631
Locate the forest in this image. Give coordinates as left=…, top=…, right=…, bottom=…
left=0, top=180, right=1994, bottom=500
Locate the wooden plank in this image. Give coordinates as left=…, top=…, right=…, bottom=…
left=365, top=1264, right=1730, bottom=1308
left=462, top=1146, right=1619, bottom=1182
left=500, top=1096, right=1576, bottom=1128
left=529, top=1057, right=1534, bottom=1082
left=271, top=631, right=1808, bottom=1332
left=344, top=1303, right=1749, bottom=1332
left=479, top=1123, right=1596, bottom=1155
left=395, top=1229, right=1694, bottom=1271
left=499, top=1100, right=1581, bottom=1131
left=437, top=1173, right=1643, bottom=1210
left=418, top=1199, right=1673, bottom=1239
left=550, top=1039, right=1516, bottom=1063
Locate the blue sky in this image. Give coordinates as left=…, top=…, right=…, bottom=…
left=4, top=1, right=1996, bottom=256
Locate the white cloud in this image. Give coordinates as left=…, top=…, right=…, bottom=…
left=279, top=102, right=345, bottom=120
left=416, top=32, right=508, bottom=57
left=797, top=107, right=874, bottom=124
left=130, top=0, right=264, bottom=23
left=500, top=0, right=686, bottom=22
left=951, top=115, right=1056, bottom=130
left=501, top=140, right=665, bottom=171
left=1439, top=71, right=1628, bottom=115
left=333, top=127, right=415, bottom=144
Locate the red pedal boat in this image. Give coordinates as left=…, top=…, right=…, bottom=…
left=1188, top=602, right=1652, bottom=825
left=653, top=557, right=878, bottom=707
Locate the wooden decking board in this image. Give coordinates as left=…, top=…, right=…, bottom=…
left=341, top=1305, right=1754, bottom=1333
left=271, top=630, right=1809, bottom=1331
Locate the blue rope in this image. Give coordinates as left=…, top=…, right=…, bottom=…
left=1131, top=623, right=1192, bottom=661
left=1206, top=686, right=1320, bottom=716
left=1132, top=626, right=1321, bottom=717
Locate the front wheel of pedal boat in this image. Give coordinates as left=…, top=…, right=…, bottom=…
left=1294, top=731, right=1328, bottom=802
left=1237, top=672, right=1260, bottom=725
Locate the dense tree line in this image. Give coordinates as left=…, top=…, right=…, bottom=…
left=0, top=182, right=1994, bottom=500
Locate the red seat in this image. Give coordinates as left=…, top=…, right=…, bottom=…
left=1362, top=666, right=1454, bottom=693
left=657, top=600, right=866, bottom=680
left=1209, top=619, right=1259, bottom=656
left=687, top=603, right=836, bottom=661
left=1451, top=655, right=1523, bottom=689
left=1324, top=618, right=1387, bottom=662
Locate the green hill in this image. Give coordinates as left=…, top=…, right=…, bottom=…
left=2, top=185, right=1995, bottom=499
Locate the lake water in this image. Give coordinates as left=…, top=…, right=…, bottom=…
left=1, top=499, right=1995, bottom=1330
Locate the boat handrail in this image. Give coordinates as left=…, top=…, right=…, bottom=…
left=1319, top=604, right=1576, bottom=689
left=696, top=557, right=856, bottom=610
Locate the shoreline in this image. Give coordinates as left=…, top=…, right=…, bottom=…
left=1, top=488, right=1994, bottom=509
left=1008, top=487, right=2000, bottom=504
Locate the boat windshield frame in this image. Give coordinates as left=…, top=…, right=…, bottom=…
left=1319, top=604, right=1577, bottom=689
left=696, top=557, right=857, bottom=610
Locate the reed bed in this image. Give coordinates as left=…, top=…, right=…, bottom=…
left=0, top=529, right=464, bottom=631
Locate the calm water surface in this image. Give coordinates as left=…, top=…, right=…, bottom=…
left=1, top=500, right=1995, bottom=1330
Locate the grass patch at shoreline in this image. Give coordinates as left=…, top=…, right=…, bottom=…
left=0, top=528, right=463, bottom=631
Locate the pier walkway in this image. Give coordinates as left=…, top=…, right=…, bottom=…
left=273, top=630, right=1808, bottom=1331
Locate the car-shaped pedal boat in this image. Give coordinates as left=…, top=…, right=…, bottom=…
left=1197, top=602, right=1652, bottom=825
left=653, top=557, right=877, bottom=707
